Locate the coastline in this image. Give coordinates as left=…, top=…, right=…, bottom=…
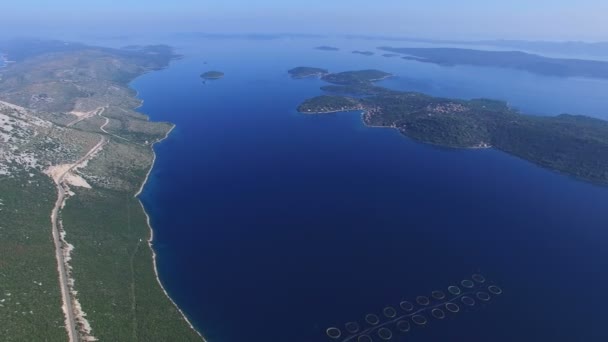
left=304, top=107, right=493, bottom=150
left=134, top=120, right=206, bottom=341
left=290, top=73, right=328, bottom=79
left=0, top=43, right=205, bottom=341
left=121, top=58, right=206, bottom=339
left=369, top=74, right=394, bottom=82
left=301, top=108, right=362, bottom=115
left=360, top=110, right=492, bottom=149
left=360, top=109, right=396, bottom=129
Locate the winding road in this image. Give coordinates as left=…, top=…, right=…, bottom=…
left=66, top=107, right=104, bottom=128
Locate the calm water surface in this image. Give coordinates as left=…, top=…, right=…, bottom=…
left=135, top=39, right=608, bottom=342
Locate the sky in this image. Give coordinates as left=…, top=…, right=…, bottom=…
left=3, top=0, right=608, bottom=41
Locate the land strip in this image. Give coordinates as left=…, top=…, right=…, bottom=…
left=293, top=68, right=608, bottom=185
left=49, top=131, right=107, bottom=341
left=0, top=40, right=203, bottom=341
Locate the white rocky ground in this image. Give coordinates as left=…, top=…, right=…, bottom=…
left=0, top=101, right=98, bottom=181
left=1, top=100, right=102, bottom=341
left=0, top=102, right=45, bottom=175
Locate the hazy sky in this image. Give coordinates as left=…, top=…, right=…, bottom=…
left=4, top=0, right=608, bottom=41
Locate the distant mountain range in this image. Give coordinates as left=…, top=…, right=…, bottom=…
left=343, top=35, right=608, bottom=57
left=379, top=46, right=608, bottom=79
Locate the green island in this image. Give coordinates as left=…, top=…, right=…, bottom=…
left=287, top=68, right=392, bottom=88
left=0, top=39, right=203, bottom=341
left=352, top=50, right=375, bottom=56
left=200, top=71, right=225, bottom=79
left=288, top=66, right=329, bottom=78
left=321, top=69, right=392, bottom=85
left=315, top=46, right=340, bottom=51
left=293, top=68, right=608, bottom=185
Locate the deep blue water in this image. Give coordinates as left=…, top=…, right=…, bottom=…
left=135, top=39, right=608, bottom=342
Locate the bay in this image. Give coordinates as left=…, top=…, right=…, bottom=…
left=135, top=38, right=608, bottom=342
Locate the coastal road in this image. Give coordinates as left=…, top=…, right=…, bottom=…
left=50, top=134, right=107, bottom=342
left=98, top=106, right=130, bottom=141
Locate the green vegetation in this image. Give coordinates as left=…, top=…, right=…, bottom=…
left=0, top=40, right=203, bottom=341
left=0, top=43, right=175, bottom=113
left=100, top=106, right=174, bottom=145
left=292, top=68, right=608, bottom=184
left=62, top=181, right=200, bottom=341
left=321, top=69, right=392, bottom=85
left=0, top=174, right=67, bottom=342
left=379, top=46, right=608, bottom=79
left=200, top=71, right=224, bottom=79
left=288, top=67, right=328, bottom=78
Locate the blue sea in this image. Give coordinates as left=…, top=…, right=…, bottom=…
left=134, top=38, right=608, bottom=342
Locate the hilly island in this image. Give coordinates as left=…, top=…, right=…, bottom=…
left=292, top=68, right=608, bottom=184
left=288, top=67, right=329, bottom=78
left=0, top=40, right=203, bottom=341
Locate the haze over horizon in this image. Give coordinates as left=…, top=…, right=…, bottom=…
left=4, top=0, right=608, bottom=42
left=5, top=2, right=608, bottom=342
